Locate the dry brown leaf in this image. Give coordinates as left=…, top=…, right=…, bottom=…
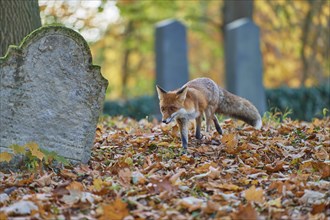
left=244, top=185, right=265, bottom=203
left=177, top=197, right=204, bottom=212
left=195, top=162, right=218, bottom=173
left=231, top=202, right=258, bottom=220
left=132, top=170, right=147, bottom=185
left=66, top=181, right=84, bottom=191
left=118, top=167, right=132, bottom=186
left=265, top=160, right=285, bottom=173
left=222, top=133, right=239, bottom=154
left=36, top=172, right=54, bottom=187
left=203, top=200, right=220, bottom=214
left=99, top=197, right=129, bottom=220
left=60, top=169, right=77, bottom=179
left=311, top=203, right=326, bottom=214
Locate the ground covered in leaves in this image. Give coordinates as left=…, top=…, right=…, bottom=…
left=1, top=116, right=329, bottom=219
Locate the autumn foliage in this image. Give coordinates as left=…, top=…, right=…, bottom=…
left=0, top=116, right=329, bottom=219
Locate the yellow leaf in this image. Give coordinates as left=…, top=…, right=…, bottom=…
left=0, top=152, right=13, bottom=162
left=244, top=185, right=265, bottom=203
left=9, top=144, right=26, bottom=154
left=26, top=142, right=44, bottom=160
left=268, top=197, right=282, bottom=208
left=93, top=178, right=104, bottom=191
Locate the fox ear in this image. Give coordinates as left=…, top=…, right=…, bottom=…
left=156, top=85, right=167, bottom=100
left=176, top=86, right=187, bottom=102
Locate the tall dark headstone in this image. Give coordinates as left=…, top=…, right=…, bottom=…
left=0, top=26, right=108, bottom=164
left=225, top=18, right=266, bottom=114
left=155, top=19, right=189, bottom=91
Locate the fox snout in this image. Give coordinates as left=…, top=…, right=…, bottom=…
left=162, top=117, right=172, bottom=124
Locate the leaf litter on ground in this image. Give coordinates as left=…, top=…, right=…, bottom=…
left=0, top=115, right=329, bottom=219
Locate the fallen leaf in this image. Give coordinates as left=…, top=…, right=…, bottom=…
left=311, top=203, right=326, bottom=214
left=66, top=181, right=84, bottom=191
left=169, top=169, right=185, bottom=185
left=177, top=197, right=204, bottom=212
left=62, top=190, right=81, bottom=205
left=26, top=142, right=44, bottom=160
left=231, top=202, right=258, bottom=220
left=132, top=170, right=147, bottom=185
left=99, top=197, right=129, bottom=220
left=118, top=167, right=132, bottom=186
left=299, top=190, right=325, bottom=205
left=265, top=160, right=285, bottom=173
left=195, top=162, right=217, bottom=173
left=314, top=147, right=329, bottom=160
left=268, top=197, right=282, bottom=208
left=217, top=183, right=243, bottom=192
left=91, top=178, right=104, bottom=191
left=149, top=176, right=178, bottom=195
left=0, top=193, right=9, bottom=204
left=60, top=169, right=77, bottom=179
left=9, top=144, right=26, bottom=154
left=36, top=172, right=54, bottom=187
left=222, top=133, right=239, bottom=154
left=244, top=185, right=265, bottom=203
left=0, top=152, right=13, bottom=162
left=0, top=212, right=6, bottom=220
left=314, top=162, right=330, bottom=178
left=203, top=200, right=220, bottom=214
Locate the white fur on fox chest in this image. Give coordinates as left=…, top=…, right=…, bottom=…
left=173, top=108, right=199, bottom=121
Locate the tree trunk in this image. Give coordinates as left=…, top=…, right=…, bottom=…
left=0, top=0, right=41, bottom=57
left=300, top=0, right=324, bottom=86
left=121, top=21, right=134, bottom=98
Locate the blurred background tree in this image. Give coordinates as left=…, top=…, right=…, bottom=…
left=39, top=0, right=329, bottom=100
left=0, top=0, right=41, bottom=57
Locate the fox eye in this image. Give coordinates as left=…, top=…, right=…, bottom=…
left=169, top=106, right=177, bottom=111
left=161, top=107, right=165, bottom=111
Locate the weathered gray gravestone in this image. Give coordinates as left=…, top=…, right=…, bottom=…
left=225, top=18, right=266, bottom=114
left=155, top=19, right=189, bottom=91
left=0, top=26, right=108, bottom=164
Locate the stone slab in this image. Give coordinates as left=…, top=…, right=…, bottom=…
left=0, top=26, right=108, bottom=164
left=225, top=18, right=266, bottom=114
left=155, top=19, right=189, bottom=91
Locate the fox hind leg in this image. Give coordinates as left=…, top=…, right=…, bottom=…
left=213, top=115, right=222, bottom=135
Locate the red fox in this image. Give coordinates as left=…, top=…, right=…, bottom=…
left=156, top=77, right=262, bottom=150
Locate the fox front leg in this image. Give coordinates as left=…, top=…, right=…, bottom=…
left=177, top=118, right=189, bottom=152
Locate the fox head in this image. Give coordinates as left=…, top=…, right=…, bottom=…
left=156, top=85, right=188, bottom=124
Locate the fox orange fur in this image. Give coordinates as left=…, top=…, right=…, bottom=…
left=156, top=77, right=262, bottom=150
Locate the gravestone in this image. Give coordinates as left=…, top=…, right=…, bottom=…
left=155, top=19, right=189, bottom=91
left=0, top=26, right=108, bottom=164
left=225, top=18, right=266, bottom=114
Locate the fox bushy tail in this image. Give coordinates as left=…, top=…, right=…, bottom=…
left=217, top=89, right=262, bottom=129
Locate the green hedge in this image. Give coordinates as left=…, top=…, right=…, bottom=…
left=266, top=85, right=329, bottom=120
left=103, top=85, right=330, bottom=121
left=103, top=96, right=158, bottom=120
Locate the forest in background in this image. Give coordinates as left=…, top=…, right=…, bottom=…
left=39, top=0, right=329, bottom=99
